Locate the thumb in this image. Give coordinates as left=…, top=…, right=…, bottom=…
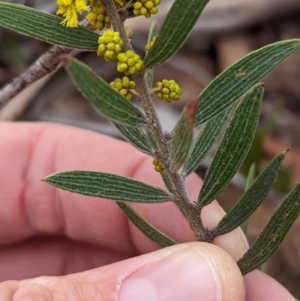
left=1, top=242, right=245, bottom=301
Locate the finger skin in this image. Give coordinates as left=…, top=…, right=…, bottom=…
left=0, top=122, right=297, bottom=301
left=0, top=237, right=131, bottom=281
left=244, top=270, right=298, bottom=301
left=0, top=122, right=247, bottom=258
left=0, top=243, right=245, bottom=301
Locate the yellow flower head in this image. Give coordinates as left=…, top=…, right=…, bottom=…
left=56, top=0, right=89, bottom=27
left=117, top=50, right=143, bottom=75
left=97, top=30, right=124, bottom=61
left=133, top=0, right=161, bottom=18
left=154, top=79, right=183, bottom=103
left=110, top=76, right=136, bottom=100
left=87, top=0, right=111, bottom=31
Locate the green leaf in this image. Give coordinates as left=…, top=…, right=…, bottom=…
left=170, top=99, right=198, bottom=172
left=183, top=104, right=234, bottom=176
left=196, top=39, right=300, bottom=126
left=45, top=171, right=173, bottom=203
left=241, top=162, right=256, bottom=234
left=198, top=84, right=264, bottom=207
left=117, top=202, right=177, bottom=247
left=113, top=122, right=154, bottom=155
left=145, top=22, right=159, bottom=89
left=245, top=162, right=256, bottom=191
left=161, top=174, right=175, bottom=194
left=144, top=0, right=210, bottom=68
left=237, top=183, right=300, bottom=275
left=66, top=57, right=147, bottom=127
left=145, top=129, right=158, bottom=151
left=215, top=151, right=286, bottom=236
left=0, top=2, right=98, bottom=50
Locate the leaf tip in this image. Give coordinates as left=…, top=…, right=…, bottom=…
left=90, top=70, right=98, bottom=77
left=285, top=147, right=291, bottom=154
left=64, top=55, right=72, bottom=67
left=186, top=97, right=199, bottom=126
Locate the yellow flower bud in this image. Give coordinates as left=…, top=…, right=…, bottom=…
left=152, top=159, right=166, bottom=174
left=117, top=53, right=127, bottom=63
left=145, top=36, right=157, bottom=51
left=117, top=63, right=128, bottom=72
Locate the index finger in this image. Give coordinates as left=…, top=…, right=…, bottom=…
left=0, top=122, right=247, bottom=258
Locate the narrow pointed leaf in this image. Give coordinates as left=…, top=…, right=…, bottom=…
left=198, top=84, right=264, bottom=206
left=196, top=39, right=300, bottom=126
left=45, top=171, right=172, bottom=203
left=246, top=163, right=256, bottom=191
left=241, top=162, right=256, bottom=234
left=237, top=184, right=300, bottom=275
left=146, top=129, right=158, bottom=150
left=113, top=122, right=154, bottom=155
left=162, top=174, right=175, bottom=194
left=0, top=2, right=98, bottom=50
left=66, top=57, right=147, bottom=127
left=117, top=202, right=177, bottom=247
left=170, top=99, right=198, bottom=172
left=144, top=0, right=210, bottom=68
left=215, top=151, right=286, bottom=236
left=145, top=23, right=159, bottom=89
left=183, top=104, right=234, bottom=176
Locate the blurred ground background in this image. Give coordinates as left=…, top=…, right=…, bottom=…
left=1, top=0, right=300, bottom=297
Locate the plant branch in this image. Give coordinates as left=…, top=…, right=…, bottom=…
left=0, top=20, right=89, bottom=109
left=103, top=0, right=208, bottom=241
left=0, top=45, right=71, bottom=109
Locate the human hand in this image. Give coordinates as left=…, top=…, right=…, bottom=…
left=0, top=122, right=296, bottom=300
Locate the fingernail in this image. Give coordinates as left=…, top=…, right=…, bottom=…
left=119, top=249, right=221, bottom=301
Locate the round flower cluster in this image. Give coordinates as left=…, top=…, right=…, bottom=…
left=97, top=30, right=123, bottom=61
left=56, top=0, right=89, bottom=28
left=154, top=79, right=182, bottom=103
left=153, top=159, right=166, bottom=175
left=110, top=76, right=136, bottom=100
left=117, top=50, right=143, bottom=75
left=133, top=0, right=161, bottom=18
left=87, top=0, right=111, bottom=31
left=145, top=36, right=157, bottom=51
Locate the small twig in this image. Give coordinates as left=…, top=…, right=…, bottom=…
left=0, top=45, right=71, bottom=109
left=0, top=19, right=89, bottom=109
